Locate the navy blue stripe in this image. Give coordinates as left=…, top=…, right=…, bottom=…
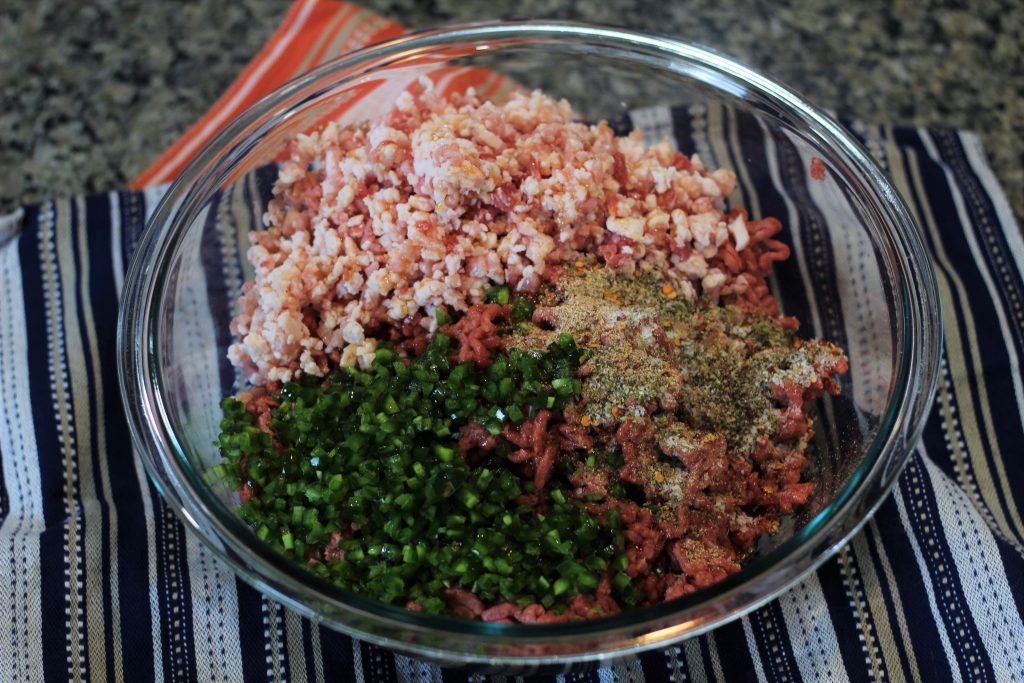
left=670, top=105, right=694, bottom=158
left=746, top=602, right=804, bottom=683
left=200, top=188, right=237, bottom=399
left=719, top=108, right=760, bottom=220
left=708, top=619, right=757, bottom=681
left=607, top=111, right=635, bottom=137
left=359, top=640, right=398, bottom=682
left=235, top=580, right=272, bottom=681
left=0, top=449, right=6, bottom=526
left=153, top=500, right=199, bottom=681
left=0, top=199, right=14, bottom=522
left=895, top=139, right=1024, bottom=533
left=254, top=164, right=280, bottom=208
left=731, top=110, right=814, bottom=337
left=445, top=663, right=481, bottom=681
left=839, top=119, right=867, bottom=148
left=813, top=554, right=870, bottom=680
left=926, top=129, right=1024, bottom=341
left=39, top=524, right=77, bottom=683
left=84, top=193, right=158, bottom=681
left=119, top=190, right=147, bottom=265
left=898, top=454, right=996, bottom=680
left=771, top=123, right=848, bottom=351
left=74, top=195, right=118, bottom=682
left=440, top=659, right=471, bottom=682
left=858, top=515, right=918, bottom=681
left=636, top=646, right=673, bottom=682
left=114, top=445, right=161, bottom=673
left=0, top=275, right=8, bottom=515
left=869, top=495, right=951, bottom=682
left=21, top=201, right=81, bottom=683
left=315, top=624, right=355, bottom=677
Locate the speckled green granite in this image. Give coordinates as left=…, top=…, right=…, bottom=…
left=1, top=0, right=1021, bottom=222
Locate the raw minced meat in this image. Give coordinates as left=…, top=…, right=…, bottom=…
left=228, top=78, right=786, bottom=386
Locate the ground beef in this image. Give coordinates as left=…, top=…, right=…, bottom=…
left=398, top=287, right=845, bottom=615
left=810, top=156, right=827, bottom=181
left=441, top=587, right=486, bottom=619
left=557, top=421, right=594, bottom=452
left=387, top=314, right=431, bottom=357
left=502, top=409, right=560, bottom=492
left=479, top=575, right=620, bottom=624
left=442, top=303, right=509, bottom=366
left=323, top=531, right=349, bottom=562
left=457, top=420, right=501, bottom=457
left=569, top=462, right=611, bottom=499
left=241, top=385, right=279, bottom=434
left=669, top=538, right=739, bottom=590
left=238, top=480, right=258, bottom=504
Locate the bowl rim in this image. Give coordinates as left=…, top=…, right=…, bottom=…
left=117, top=19, right=942, bottom=665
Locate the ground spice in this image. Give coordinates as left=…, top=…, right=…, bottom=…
left=518, top=266, right=825, bottom=453
left=503, top=265, right=848, bottom=559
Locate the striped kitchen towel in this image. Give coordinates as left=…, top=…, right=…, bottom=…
left=3, top=108, right=1024, bottom=682
left=2, top=0, right=1022, bottom=681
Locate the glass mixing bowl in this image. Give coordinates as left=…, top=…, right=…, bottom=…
left=118, top=21, right=941, bottom=668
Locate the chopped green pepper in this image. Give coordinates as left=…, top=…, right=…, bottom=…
left=214, top=331, right=633, bottom=617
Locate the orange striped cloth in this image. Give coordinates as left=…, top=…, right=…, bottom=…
left=132, top=0, right=504, bottom=189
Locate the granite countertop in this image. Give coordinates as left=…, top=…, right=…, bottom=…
left=1, top=0, right=1021, bottom=222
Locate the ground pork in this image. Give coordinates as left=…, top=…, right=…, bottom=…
left=229, top=79, right=753, bottom=385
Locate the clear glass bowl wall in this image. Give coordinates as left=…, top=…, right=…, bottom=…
left=118, top=22, right=940, bottom=668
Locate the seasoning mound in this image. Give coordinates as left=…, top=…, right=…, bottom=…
left=217, top=81, right=849, bottom=623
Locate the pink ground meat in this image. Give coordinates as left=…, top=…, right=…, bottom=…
left=228, top=78, right=753, bottom=385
